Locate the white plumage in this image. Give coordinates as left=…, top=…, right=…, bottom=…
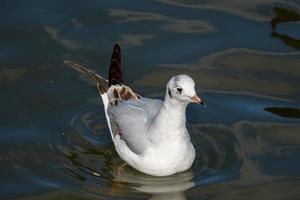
left=65, top=44, right=204, bottom=176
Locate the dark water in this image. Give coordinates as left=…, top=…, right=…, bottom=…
left=1, top=0, right=300, bottom=199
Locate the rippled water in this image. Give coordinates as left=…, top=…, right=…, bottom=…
left=1, top=0, right=300, bottom=199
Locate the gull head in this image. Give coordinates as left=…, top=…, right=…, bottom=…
left=166, top=74, right=204, bottom=105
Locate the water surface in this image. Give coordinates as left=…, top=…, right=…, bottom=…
left=1, top=0, right=300, bottom=199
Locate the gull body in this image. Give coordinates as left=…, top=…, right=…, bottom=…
left=65, top=44, right=203, bottom=176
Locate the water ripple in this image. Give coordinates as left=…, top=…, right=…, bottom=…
left=56, top=105, right=242, bottom=199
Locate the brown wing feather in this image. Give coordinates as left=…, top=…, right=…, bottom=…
left=64, top=60, right=108, bottom=94
left=65, top=44, right=140, bottom=102
left=108, top=43, right=124, bottom=86
left=109, top=86, right=140, bottom=106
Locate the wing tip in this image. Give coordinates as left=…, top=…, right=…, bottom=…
left=64, top=59, right=74, bottom=68
left=113, top=43, right=121, bottom=51
left=108, top=43, right=124, bottom=86
left=64, top=59, right=109, bottom=94
left=64, top=59, right=70, bottom=64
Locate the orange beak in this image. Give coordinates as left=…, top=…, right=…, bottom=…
left=190, top=95, right=205, bottom=106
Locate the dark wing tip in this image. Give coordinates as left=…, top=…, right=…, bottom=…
left=113, top=43, right=121, bottom=52
left=108, top=43, right=124, bottom=86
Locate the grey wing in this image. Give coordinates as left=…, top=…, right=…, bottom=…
left=107, top=97, right=163, bottom=154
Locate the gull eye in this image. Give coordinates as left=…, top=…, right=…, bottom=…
left=176, top=87, right=183, bottom=94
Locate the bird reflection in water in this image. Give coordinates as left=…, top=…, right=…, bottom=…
left=110, top=163, right=195, bottom=200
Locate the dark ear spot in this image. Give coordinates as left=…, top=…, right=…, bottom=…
left=176, top=87, right=183, bottom=94
left=168, top=88, right=172, bottom=98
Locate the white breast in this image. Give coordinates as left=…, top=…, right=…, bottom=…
left=136, top=136, right=196, bottom=176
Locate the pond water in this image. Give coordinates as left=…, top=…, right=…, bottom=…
left=1, top=0, right=300, bottom=199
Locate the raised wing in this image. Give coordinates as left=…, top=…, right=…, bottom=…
left=64, top=60, right=108, bottom=94
left=108, top=43, right=124, bottom=86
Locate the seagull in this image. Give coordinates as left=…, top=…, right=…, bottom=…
left=64, top=44, right=204, bottom=176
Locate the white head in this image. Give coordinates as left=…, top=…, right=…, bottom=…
left=166, top=74, right=204, bottom=105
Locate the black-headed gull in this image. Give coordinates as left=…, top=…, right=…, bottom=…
left=64, top=44, right=204, bottom=176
